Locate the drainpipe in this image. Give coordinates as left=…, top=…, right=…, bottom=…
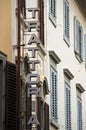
left=17, top=0, right=21, bottom=129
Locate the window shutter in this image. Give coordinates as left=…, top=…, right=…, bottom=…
left=77, top=98, right=82, bottom=130
left=80, top=27, right=84, bottom=61
left=26, top=85, right=32, bottom=130
left=65, top=84, right=71, bottom=130
left=84, top=34, right=86, bottom=66
left=44, top=103, right=49, bottom=130
left=67, top=4, right=69, bottom=40
left=20, top=0, right=26, bottom=17
left=64, top=0, right=69, bottom=41
left=39, top=0, right=44, bottom=45
left=50, top=67, right=57, bottom=121
left=50, top=0, right=56, bottom=19
left=53, top=0, right=56, bottom=18
left=37, top=97, right=41, bottom=130
left=5, top=61, right=17, bottom=130
left=64, top=1, right=67, bottom=36
left=74, top=16, right=80, bottom=54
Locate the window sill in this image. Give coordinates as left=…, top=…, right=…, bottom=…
left=37, top=43, right=46, bottom=56
left=49, top=14, right=57, bottom=28
left=50, top=119, right=59, bottom=129
left=63, top=36, right=70, bottom=47
left=74, top=52, right=83, bottom=63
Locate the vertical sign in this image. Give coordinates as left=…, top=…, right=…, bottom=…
left=24, top=3, right=41, bottom=130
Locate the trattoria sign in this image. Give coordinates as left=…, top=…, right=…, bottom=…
left=25, top=7, right=41, bottom=128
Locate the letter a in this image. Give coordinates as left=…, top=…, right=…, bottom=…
left=27, top=115, right=40, bottom=125
left=28, top=34, right=40, bottom=45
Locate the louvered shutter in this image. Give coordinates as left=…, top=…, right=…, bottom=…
left=50, top=0, right=56, bottom=19
left=77, top=98, right=82, bottom=130
left=44, top=103, right=49, bottom=130
left=74, top=16, right=80, bottom=54
left=37, top=97, right=41, bottom=130
left=67, top=4, right=69, bottom=40
left=53, top=0, right=56, bottom=18
left=65, top=84, right=71, bottom=130
left=80, top=27, right=84, bottom=61
left=64, top=0, right=69, bottom=41
left=84, top=34, right=86, bottom=66
left=26, top=84, right=32, bottom=130
left=20, top=0, right=26, bottom=17
left=50, top=67, right=57, bottom=121
left=5, top=61, right=17, bottom=130
left=39, top=0, right=44, bottom=45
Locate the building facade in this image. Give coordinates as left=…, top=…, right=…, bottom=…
left=0, top=0, right=86, bottom=130
left=46, top=0, right=86, bottom=130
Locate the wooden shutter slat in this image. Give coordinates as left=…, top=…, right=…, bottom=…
left=5, top=61, right=17, bottom=130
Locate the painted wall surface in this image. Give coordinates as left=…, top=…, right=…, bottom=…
left=46, top=0, right=86, bottom=130
left=0, top=0, right=12, bottom=61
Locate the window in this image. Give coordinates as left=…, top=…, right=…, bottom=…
left=20, top=0, right=26, bottom=17
left=65, top=82, right=71, bottom=130
left=50, top=66, right=58, bottom=122
left=64, top=0, right=70, bottom=43
left=39, top=0, right=44, bottom=45
left=64, top=70, right=73, bottom=130
left=76, top=84, right=84, bottom=130
left=36, top=97, right=49, bottom=130
left=5, top=61, right=17, bottom=130
left=74, top=16, right=84, bottom=61
left=84, top=34, right=86, bottom=67
left=77, top=97, right=82, bottom=130
left=49, top=0, right=56, bottom=26
left=76, top=83, right=85, bottom=130
left=0, top=52, right=7, bottom=130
